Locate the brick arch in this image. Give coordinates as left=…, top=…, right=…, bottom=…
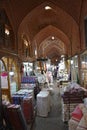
left=33, top=25, right=70, bottom=45
left=18, top=1, right=80, bottom=58
left=19, top=1, right=78, bottom=41
left=33, top=25, right=70, bottom=58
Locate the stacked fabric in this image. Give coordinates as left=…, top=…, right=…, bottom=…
left=21, top=83, right=35, bottom=89
left=62, top=102, right=69, bottom=122
left=69, top=103, right=87, bottom=130
left=69, top=117, right=79, bottom=130
left=62, top=101, right=79, bottom=122
left=12, top=89, right=34, bottom=105
left=2, top=102, right=28, bottom=130
left=76, top=116, right=87, bottom=130
left=77, top=102, right=87, bottom=130
left=21, top=76, right=37, bottom=84
left=61, top=82, right=87, bottom=122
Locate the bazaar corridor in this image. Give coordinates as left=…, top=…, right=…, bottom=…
left=29, top=81, right=68, bottom=130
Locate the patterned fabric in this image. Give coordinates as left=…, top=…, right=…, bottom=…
left=76, top=116, right=87, bottom=130
left=68, top=118, right=79, bottom=130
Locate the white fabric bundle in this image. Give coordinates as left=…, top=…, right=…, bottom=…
left=68, top=117, right=79, bottom=130
left=76, top=116, right=87, bottom=130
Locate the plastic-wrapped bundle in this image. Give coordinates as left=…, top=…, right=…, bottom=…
left=76, top=116, right=87, bottom=130
left=7, top=104, right=28, bottom=130
left=68, top=118, right=79, bottom=130
left=71, top=105, right=83, bottom=122
left=22, top=96, right=34, bottom=124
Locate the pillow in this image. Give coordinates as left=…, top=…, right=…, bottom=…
left=71, top=106, right=83, bottom=122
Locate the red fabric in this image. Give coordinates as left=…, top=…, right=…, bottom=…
left=71, top=106, right=83, bottom=121
left=1, top=72, right=8, bottom=76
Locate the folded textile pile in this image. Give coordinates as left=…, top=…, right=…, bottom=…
left=69, top=118, right=79, bottom=130
left=62, top=102, right=79, bottom=122
left=69, top=103, right=87, bottom=130
left=62, top=82, right=86, bottom=100
left=61, top=82, right=87, bottom=122
left=2, top=102, right=28, bottom=130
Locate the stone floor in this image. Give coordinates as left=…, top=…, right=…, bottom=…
left=29, top=81, right=68, bottom=130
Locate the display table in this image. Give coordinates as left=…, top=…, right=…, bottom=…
left=37, top=91, right=50, bottom=117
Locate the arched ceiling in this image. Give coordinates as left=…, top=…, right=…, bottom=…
left=5, top=0, right=82, bottom=28
left=2, top=0, right=83, bottom=64
left=38, top=36, right=66, bottom=57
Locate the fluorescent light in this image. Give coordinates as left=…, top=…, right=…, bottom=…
left=9, top=71, right=14, bottom=76
left=61, top=55, right=65, bottom=58
left=75, top=55, right=77, bottom=58
left=71, top=60, right=73, bottom=64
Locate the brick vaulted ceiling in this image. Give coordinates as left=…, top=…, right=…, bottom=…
left=2, top=0, right=83, bottom=64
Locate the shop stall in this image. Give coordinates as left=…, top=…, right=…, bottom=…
left=1, top=57, right=19, bottom=101
left=80, top=50, right=87, bottom=88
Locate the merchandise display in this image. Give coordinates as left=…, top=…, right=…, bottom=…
left=12, top=89, right=34, bottom=105
left=80, top=51, right=87, bottom=88
left=2, top=102, right=28, bottom=130
left=61, top=82, right=87, bottom=122
left=71, top=105, right=83, bottom=121
left=69, top=103, right=87, bottom=130
left=21, top=83, right=35, bottom=90
left=68, top=117, right=79, bottom=130
left=76, top=116, right=87, bottom=130
left=21, top=76, right=37, bottom=84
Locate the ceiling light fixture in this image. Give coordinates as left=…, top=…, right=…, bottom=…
left=51, top=36, right=55, bottom=40
left=45, top=6, right=52, bottom=10
left=5, top=28, right=10, bottom=35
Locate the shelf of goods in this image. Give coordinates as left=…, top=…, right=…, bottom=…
left=21, top=76, right=37, bottom=89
